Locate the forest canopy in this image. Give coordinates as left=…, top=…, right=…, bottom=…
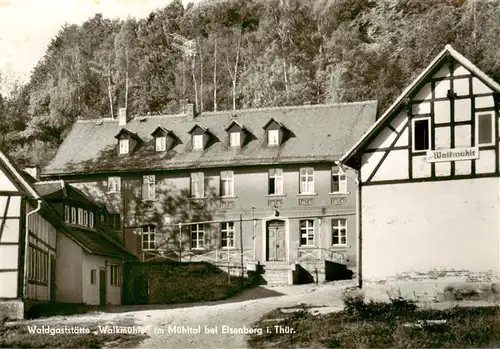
left=0, top=0, right=498, bottom=167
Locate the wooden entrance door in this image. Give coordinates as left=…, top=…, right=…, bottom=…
left=99, top=269, right=106, bottom=306
left=50, top=255, right=56, bottom=302
left=266, top=220, right=286, bottom=261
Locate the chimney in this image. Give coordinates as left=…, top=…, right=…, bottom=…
left=186, top=103, right=195, bottom=120
left=24, top=166, right=40, bottom=181
left=118, top=108, right=127, bottom=126
left=179, top=99, right=189, bottom=113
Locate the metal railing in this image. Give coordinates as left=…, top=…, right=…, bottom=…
left=296, top=248, right=345, bottom=264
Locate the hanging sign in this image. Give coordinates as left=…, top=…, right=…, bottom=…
left=425, top=147, right=479, bottom=163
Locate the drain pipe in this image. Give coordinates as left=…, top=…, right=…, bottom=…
left=335, top=161, right=362, bottom=289
left=23, top=199, right=42, bottom=299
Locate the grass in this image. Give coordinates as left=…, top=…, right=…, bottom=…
left=247, top=293, right=500, bottom=349
left=0, top=317, right=149, bottom=348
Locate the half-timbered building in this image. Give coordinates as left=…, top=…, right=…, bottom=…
left=0, top=151, right=58, bottom=318
left=339, top=45, right=500, bottom=286
left=41, top=101, right=377, bottom=284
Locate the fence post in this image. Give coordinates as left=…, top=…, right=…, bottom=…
left=178, top=223, right=182, bottom=262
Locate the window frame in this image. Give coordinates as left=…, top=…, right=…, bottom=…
left=220, top=170, right=234, bottom=197
left=142, top=175, right=156, bottom=201
left=411, top=117, right=431, bottom=152
left=107, top=177, right=121, bottom=193
left=475, top=112, right=495, bottom=147
left=193, top=134, right=204, bottom=150
left=141, top=224, right=156, bottom=251
left=155, top=136, right=167, bottom=151
left=83, top=210, right=89, bottom=227
left=230, top=132, right=241, bottom=147
left=299, top=167, right=315, bottom=194
left=220, top=222, right=235, bottom=248
left=331, top=166, right=347, bottom=193
left=110, top=265, right=119, bottom=286
left=191, top=224, right=205, bottom=250
left=332, top=219, right=347, bottom=246
left=191, top=172, right=205, bottom=198
left=268, top=169, right=284, bottom=195
left=90, top=269, right=96, bottom=285
left=119, top=138, right=129, bottom=154
left=89, top=212, right=94, bottom=228
left=70, top=207, right=77, bottom=224
left=64, top=205, right=70, bottom=223
left=300, top=219, right=315, bottom=247
left=268, top=129, right=279, bottom=146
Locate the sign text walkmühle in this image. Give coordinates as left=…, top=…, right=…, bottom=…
left=426, top=147, right=479, bottom=163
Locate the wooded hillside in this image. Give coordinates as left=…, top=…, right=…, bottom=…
left=0, top=0, right=498, bottom=167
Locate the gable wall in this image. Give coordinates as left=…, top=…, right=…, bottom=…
left=361, top=58, right=499, bottom=184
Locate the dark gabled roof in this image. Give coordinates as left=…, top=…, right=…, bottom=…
left=63, top=225, right=137, bottom=260
left=224, top=120, right=245, bottom=131
left=34, top=181, right=104, bottom=208
left=340, top=45, right=500, bottom=168
left=33, top=181, right=65, bottom=197
left=151, top=126, right=172, bottom=136
left=188, top=123, right=208, bottom=134
left=263, top=118, right=284, bottom=129
left=42, top=101, right=378, bottom=176
left=114, top=128, right=141, bottom=140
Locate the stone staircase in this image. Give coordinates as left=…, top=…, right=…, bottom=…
left=262, top=262, right=295, bottom=285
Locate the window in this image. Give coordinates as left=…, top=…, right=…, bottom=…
left=221, top=222, right=235, bottom=248
left=119, top=139, right=129, bottom=154
left=193, top=134, right=204, bottom=150
left=141, top=224, right=156, bottom=250
left=300, top=220, right=315, bottom=246
left=230, top=132, right=241, bottom=147
left=220, top=170, right=234, bottom=197
left=191, top=224, right=204, bottom=249
left=77, top=208, right=84, bottom=225
left=142, top=175, right=156, bottom=201
left=412, top=118, right=430, bottom=151
left=64, top=206, right=69, bottom=223
left=89, top=212, right=94, bottom=228
left=331, top=166, right=347, bottom=193
left=191, top=172, right=204, bottom=198
left=90, top=269, right=96, bottom=285
left=70, top=207, right=76, bottom=224
left=476, top=113, right=494, bottom=146
left=156, top=136, right=167, bottom=151
left=268, top=169, right=283, bottom=195
left=299, top=168, right=314, bottom=194
left=107, top=177, right=121, bottom=193
left=83, top=210, right=89, bottom=227
left=110, top=214, right=121, bottom=231
left=28, top=246, right=48, bottom=284
left=332, top=219, right=347, bottom=246
left=268, top=129, right=279, bottom=146
left=110, top=265, right=119, bottom=286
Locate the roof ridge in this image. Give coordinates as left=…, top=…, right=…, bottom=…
left=73, top=100, right=378, bottom=123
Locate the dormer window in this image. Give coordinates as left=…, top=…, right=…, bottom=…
left=156, top=136, right=166, bottom=151
left=268, top=130, right=279, bottom=146
left=263, top=118, right=285, bottom=147
left=193, top=135, right=204, bottom=150
left=115, top=128, right=140, bottom=155
left=119, top=139, right=129, bottom=154
left=230, top=132, right=241, bottom=147
left=188, top=124, right=209, bottom=151
left=151, top=126, right=174, bottom=152
left=225, top=120, right=246, bottom=148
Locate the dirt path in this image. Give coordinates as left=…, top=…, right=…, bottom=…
left=21, top=283, right=352, bottom=349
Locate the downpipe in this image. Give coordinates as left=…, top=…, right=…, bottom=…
left=335, top=161, right=362, bottom=289
left=23, top=199, right=42, bottom=299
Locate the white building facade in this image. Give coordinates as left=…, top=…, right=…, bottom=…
left=340, top=45, right=500, bottom=286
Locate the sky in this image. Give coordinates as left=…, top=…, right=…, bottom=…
left=0, top=0, right=197, bottom=93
